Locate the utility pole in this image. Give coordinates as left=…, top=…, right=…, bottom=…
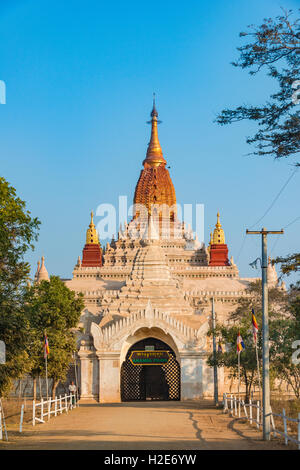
left=246, top=227, right=284, bottom=440
left=211, top=297, right=218, bottom=406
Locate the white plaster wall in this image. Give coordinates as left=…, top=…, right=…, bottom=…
left=92, top=357, right=99, bottom=397
left=202, top=359, right=215, bottom=397
left=99, top=357, right=120, bottom=403
left=181, top=356, right=203, bottom=399
left=80, top=358, right=90, bottom=398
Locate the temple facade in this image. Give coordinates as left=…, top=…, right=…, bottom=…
left=35, top=101, right=282, bottom=403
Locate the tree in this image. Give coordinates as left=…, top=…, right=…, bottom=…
left=207, top=322, right=259, bottom=403
left=0, top=177, right=40, bottom=396
left=207, top=281, right=287, bottom=402
left=270, top=282, right=300, bottom=398
left=24, top=276, right=84, bottom=398
left=216, top=9, right=300, bottom=163
left=273, top=253, right=300, bottom=276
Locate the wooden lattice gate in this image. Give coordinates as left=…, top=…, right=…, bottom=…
left=121, top=337, right=180, bottom=401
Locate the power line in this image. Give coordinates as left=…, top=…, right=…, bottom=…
left=236, top=168, right=298, bottom=262
left=236, top=234, right=247, bottom=262
left=249, top=167, right=298, bottom=229
left=269, top=214, right=300, bottom=257
left=284, top=215, right=300, bottom=229
left=270, top=234, right=281, bottom=257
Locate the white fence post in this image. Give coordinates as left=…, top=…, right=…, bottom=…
left=243, top=400, right=248, bottom=418
left=19, top=404, right=24, bottom=433
left=48, top=399, right=51, bottom=421
left=59, top=395, right=62, bottom=414
left=249, top=399, right=252, bottom=425
left=270, top=407, right=276, bottom=437
left=65, top=394, right=68, bottom=413
left=54, top=396, right=57, bottom=417
left=32, top=400, right=35, bottom=426
left=234, top=396, right=237, bottom=416
left=283, top=408, right=288, bottom=446
left=257, top=401, right=260, bottom=429
left=298, top=413, right=300, bottom=451
left=41, top=398, right=44, bottom=422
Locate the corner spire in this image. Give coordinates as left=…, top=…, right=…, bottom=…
left=212, top=211, right=225, bottom=244
left=143, top=95, right=166, bottom=168
left=86, top=210, right=99, bottom=244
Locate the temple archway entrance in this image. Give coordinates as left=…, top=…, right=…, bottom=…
left=120, top=337, right=180, bottom=401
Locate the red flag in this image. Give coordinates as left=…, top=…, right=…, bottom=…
left=252, top=309, right=259, bottom=342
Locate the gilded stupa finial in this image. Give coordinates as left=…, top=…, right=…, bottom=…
left=212, top=211, right=225, bottom=244
left=143, top=95, right=166, bottom=168
left=151, top=92, right=158, bottom=118
left=86, top=210, right=99, bottom=244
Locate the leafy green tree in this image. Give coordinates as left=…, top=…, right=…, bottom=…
left=207, top=281, right=287, bottom=402
left=0, top=177, right=40, bottom=396
left=216, top=9, right=300, bottom=162
left=270, top=282, right=300, bottom=398
left=273, top=253, right=300, bottom=276
left=208, top=322, right=259, bottom=403
left=24, top=276, right=84, bottom=398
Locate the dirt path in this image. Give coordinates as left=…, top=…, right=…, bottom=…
left=0, top=400, right=290, bottom=450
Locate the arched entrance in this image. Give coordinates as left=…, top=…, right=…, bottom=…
left=121, top=337, right=180, bottom=401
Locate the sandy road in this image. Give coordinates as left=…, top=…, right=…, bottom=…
left=1, top=400, right=289, bottom=450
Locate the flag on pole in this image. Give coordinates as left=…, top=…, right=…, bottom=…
left=251, top=309, right=259, bottom=342
left=44, top=334, right=50, bottom=359
left=237, top=332, right=245, bottom=353
left=218, top=340, right=223, bottom=353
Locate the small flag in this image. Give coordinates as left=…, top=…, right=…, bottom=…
left=237, top=332, right=245, bottom=353
left=218, top=340, right=223, bottom=353
left=252, top=309, right=259, bottom=342
left=44, top=334, right=50, bottom=359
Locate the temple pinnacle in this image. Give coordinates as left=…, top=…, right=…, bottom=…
left=143, top=96, right=166, bottom=168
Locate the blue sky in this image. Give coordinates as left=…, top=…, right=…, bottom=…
left=0, top=0, right=299, bottom=284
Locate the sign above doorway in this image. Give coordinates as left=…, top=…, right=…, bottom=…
left=129, top=351, right=170, bottom=366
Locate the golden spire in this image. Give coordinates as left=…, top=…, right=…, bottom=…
left=143, top=94, right=167, bottom=168
left=86, top=211, right=99, bottom=244
left=212, top=211, right=225, bottom=244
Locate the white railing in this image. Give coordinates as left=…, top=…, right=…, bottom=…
left=0, top=411, right=8, bottom=441
left=32, top=393, right=78, bottom=426
left=0, top=399, right=8, bottom=441
left=223, top=393, right=300, bottom=450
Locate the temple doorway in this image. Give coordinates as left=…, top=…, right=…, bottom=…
left=120, top=337, right=180, bottom=401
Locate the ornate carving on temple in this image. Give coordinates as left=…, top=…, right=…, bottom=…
left=58, top=102, right=272, bottom=402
